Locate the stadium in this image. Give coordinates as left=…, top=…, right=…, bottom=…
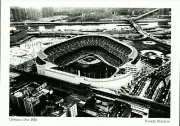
left=36, top=35, right=142, bottom=89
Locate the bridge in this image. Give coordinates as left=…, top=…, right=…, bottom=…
left=128, top=19, right=149, bottom=37
left=127, top=8, right=170, bottom=49
left=133, top=8, right=159, bottom=21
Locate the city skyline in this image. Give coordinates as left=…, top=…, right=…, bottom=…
left=10, top=7, right=170, bottom=23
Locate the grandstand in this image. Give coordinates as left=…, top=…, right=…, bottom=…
left=42, top=35, right=137, bottom=64
left=36, top=35, right=141, bottom=89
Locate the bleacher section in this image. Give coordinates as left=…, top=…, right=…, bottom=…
left=43, top=36, right=133, bottom=67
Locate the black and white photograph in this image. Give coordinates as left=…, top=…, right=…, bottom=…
left=9, top=6, right=171, bottom=118
left=2, top=0, right=180, bottom=125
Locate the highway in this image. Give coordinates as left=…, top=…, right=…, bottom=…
left=128, top=19, right=170, bottom=48
left=130, top=77, right=148, bottom=96
left=144, top=61, right=171, bottom=99
left=133, top=9, right=159, bottom=21
left=127, top=8, right=171, bottom=49
left=130, top=60, right=170, bottom=103
left=156, top=80, right=171, bottom=104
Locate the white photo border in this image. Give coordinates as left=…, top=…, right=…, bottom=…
left=0, top=0, right=179, bottom=126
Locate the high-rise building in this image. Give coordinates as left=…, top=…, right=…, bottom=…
left=42, top=7, right=54, bottom=18
left=61, top=95, right=79, bottom=117
left=61, top=102, right=78, bottom=117
left=158, top=8, right=171, bottom=17
left=69, top=103, right=78, bottom=117
left=23, top=97, right=40, bottom=116
left=10, top=91, right=26, bottom=115
left=23, top=83, right=50, bottom=116
left=10, top=7, right=27, bottom=22
left=26, top=8, right=40, bottom=21
left=158, top=8, right=171, bottom=27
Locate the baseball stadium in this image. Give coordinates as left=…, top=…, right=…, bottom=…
left=36, top=35, right=142, bottom=89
